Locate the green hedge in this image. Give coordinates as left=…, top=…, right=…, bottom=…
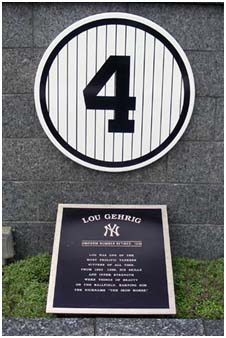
left=2, top=254, right=223, bottom=319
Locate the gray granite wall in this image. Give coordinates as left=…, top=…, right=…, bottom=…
left=2, top=3, right=224, bottom=260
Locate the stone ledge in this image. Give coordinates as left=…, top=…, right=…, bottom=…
left=95, top=318, right=205, bottom=336
left=203, top=320, right=224, bottom=336
left=2, top=318, right=95, bottom=336
left=2, top=318, right=224, bottom=336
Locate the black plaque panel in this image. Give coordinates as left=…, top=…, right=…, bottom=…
left=47, top=204, right=176, bottom=315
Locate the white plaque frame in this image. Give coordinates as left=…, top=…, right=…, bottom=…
left=47, top=204, right=176, bottom=315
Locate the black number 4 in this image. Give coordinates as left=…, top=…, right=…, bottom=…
left=83, top=56, right=136, bottom=133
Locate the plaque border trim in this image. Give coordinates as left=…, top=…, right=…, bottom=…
left=46, top=204, right=176, bottom=315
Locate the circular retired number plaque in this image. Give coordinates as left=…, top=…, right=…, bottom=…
left=34, top=13, right=195, bottom=172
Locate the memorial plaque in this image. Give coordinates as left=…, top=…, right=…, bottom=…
left=47, top=204, right=176, bottom=315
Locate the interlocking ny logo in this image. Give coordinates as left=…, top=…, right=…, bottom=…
left=104, top=224, right=120, bottom=237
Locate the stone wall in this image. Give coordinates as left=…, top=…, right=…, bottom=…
left=2, top=3, right=224, bottom=259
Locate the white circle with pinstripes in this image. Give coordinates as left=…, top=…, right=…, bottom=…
left=34, top=13, right=195, bottom=172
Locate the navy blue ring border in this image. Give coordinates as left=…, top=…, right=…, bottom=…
left=39, top=17, right=191, bottom=168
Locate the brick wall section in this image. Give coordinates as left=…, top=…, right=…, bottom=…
left=2, top=3, right=224, bottom=259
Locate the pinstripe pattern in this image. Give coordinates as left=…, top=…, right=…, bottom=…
left=45, top=24, right=184, bottom=162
